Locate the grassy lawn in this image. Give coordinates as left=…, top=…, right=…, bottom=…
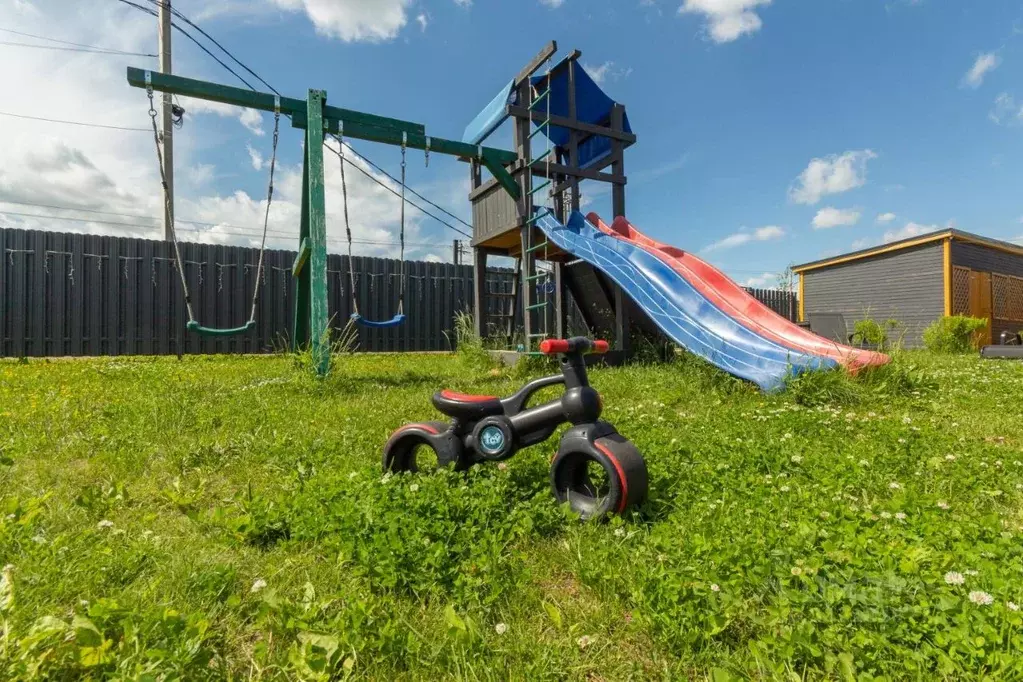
left=2, top=349, right=1023, bottom=680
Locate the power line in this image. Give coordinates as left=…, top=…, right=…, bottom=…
left=120, top=0, right=474, bottom=238
left=0, top=110, right=150, bottom=132
left=0, top=40, right=157, bottom=57
left=0, top=27, right=158, bottom=56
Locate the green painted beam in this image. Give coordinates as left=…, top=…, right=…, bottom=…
left=292, top=237, right=310, bottom=276
left=126, top=67, right=423, bottom=137
left=480, top=151, right=521, bottom=201
left=305, top=90, right=331, bottom=378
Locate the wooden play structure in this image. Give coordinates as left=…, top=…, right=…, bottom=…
left=463, top=41, right=637, bottom=356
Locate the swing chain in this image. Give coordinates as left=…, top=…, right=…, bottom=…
left=146, top=71, right=196, bottom=324
left=338, top=124, right=359, bottom=317
left=399, top=132, right=407, bottom=314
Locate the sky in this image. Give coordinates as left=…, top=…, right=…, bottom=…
left=1, top=0, right=1022, bottom=288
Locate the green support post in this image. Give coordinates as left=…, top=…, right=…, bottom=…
left=306, top=90, right=330, bottom=377
left=291, top=90, right=330, bottom=377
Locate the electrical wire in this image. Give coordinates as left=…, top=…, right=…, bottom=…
left=0, top=110, right=150, bottom=131
left=0, top=27, right=159, bottom=55
left=0, top=40, right=158, bottom=56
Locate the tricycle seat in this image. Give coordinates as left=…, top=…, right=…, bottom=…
left=432, top=390, right=503, bottom=420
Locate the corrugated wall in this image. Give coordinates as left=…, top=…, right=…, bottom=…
left=952, top=241, right=1023, bottom=341
left=0, top=227, right=519, bottom=357
left=802, top=243, right=944, bottom=348
left=1, top=226, right=800, bottom=358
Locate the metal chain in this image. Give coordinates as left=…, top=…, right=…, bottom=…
left=249, top=100, right=280, bottom=322
left=398, top=133, right=406, bottom=315
left=338, top=125, right=359, bottom=317
left=147, top=78, right=195, bottom=323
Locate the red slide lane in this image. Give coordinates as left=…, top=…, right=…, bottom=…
left=586, top=213, right=889, bottom=370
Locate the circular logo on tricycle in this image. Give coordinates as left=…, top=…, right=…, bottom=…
left=479, top=425, right=506, bottom=454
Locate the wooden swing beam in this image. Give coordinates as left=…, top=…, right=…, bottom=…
left=126, top=67, right=521, bottom=376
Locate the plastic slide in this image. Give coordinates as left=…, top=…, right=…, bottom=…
left=534, top=211, right=837, bottom=391
left=587, top=214, right=890, bottom=370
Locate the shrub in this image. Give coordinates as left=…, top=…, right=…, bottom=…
left=851, top=318, right=900, bottom=347
left=922, top=315, right=988, bottom=353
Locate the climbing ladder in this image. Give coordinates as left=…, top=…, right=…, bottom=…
left=521, top=57, right=556, bottom=354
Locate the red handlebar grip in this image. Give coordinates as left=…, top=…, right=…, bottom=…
left=592, top=340, right=609, bottom=354
left=539, top=339, right=570, bottom=355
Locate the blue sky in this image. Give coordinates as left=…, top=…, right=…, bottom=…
left=2, top=0, right=1022, bottom=285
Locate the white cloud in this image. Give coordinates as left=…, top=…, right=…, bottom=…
left=990, top=93, right=1023, bottom=126
left=876, top=212, right=896, bottom=224
left=742, top=272, right=776, bottom=288
left=247, top=144, right=264, bottom=171
left=788, top=150, right=877, bottom=205
left=703, top=225, right=785, bottom=252
left=679, top=0, right=771, bottom=43
left=416, top=12, right=428, bottom=31
left=882, top=222, right=940, bottom=243
left=181, top=98, right=265, bottom=137
left=539, top=0, right=565, bottom=7
left=0, top=1, right=456, bottom=262
left=962, top=53, right=1001, bottom=89
left=582, top=61, right=632, bottom=86
left=812, top=207, right=861, bottom=229
left=454, top=0, right=472, bottom=6
left=271, top=0, right=413, bottom=42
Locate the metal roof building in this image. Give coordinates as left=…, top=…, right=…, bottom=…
left=793, top=229, right=1023, bottom=347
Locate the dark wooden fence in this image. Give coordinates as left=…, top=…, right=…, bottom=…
left=743, top=287, right=799, bottom=322
left=0, top=227, right=798, bottom=358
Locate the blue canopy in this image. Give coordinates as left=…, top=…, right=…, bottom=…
left=462, top=79, right=517, bottom=146
left=530, top=57, right=631, bottom=169
left=462, top=57, right=631, bottom=169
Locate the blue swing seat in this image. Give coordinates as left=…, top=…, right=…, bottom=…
left=351, top=313, right=406, bottom=329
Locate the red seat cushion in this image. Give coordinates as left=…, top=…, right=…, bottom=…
left=439, top=389, right=498, bottom=403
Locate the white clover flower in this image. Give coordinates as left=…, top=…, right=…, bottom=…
left=1008, top=602, right=1020, bottom=612
left=791, top=566, right=803, bottom=576
left=995, top=460, right=1003, bottom=467
left=895, top=512, right=907, bottom=521
left=969, top=591, right=994, bottom=605
left=613, top=527, right=626, bottom=538
left=409, top=483, right=420, bottom=493
left=97, top=520, right=114, bottom=530
left=779, top=485, right=790, bottom=492
left=783, top=433, right=793, bottom=440
left=791, top=455, right=803, bottom=464
left=898, top=438, right=907, bottom=444
left=859, top=459, right=870, bottom=466
left=880, top=511, right=892, bottom=519
left=251, top=579, right=267, bottom=593
left=495, top=622, right=508, bottom=635
left=944, top=571, right=965, bottom=585
left=497, top=462, right=508, bottom=471
left=889, top=482, right=902, bottom=490
left=945, top=454, right=956, bottom=461
left=902, top=416, right=912, bottom=424
left=937, top=501, right=950, bottom=510
left=710, top=583, right=720, bottom=592
left=819, top=511, right=830, bottom=519
left=576, top=635, right=593, bottom=649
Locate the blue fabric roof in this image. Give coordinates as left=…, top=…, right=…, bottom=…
left=530, top=57, right=631, bottom=169
left=461, top=79, right=516, bottom=146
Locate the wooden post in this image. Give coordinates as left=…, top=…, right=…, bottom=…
left=610, top=104, right=629, bottom=353
left=567, top=60, right=580, bottom=212
left=291, top=89, right=330, bottom=376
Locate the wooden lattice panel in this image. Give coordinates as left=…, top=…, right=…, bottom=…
left=952, top=266, right=971, bottom=316
left=993, top=273, right=1023, bottom=321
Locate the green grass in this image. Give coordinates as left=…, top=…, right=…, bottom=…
left=2, top=350, right=1023, bottom=680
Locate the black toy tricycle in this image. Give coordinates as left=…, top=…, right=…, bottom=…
left=382, top=337, right=648, bottom=519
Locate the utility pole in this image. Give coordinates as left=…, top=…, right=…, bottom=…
left=453, top=239, right=461, bottom=265
left=158, top=0, right=174, bottom=240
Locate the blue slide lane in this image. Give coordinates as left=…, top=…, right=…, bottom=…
left=536, top=211, right=836, bottom=391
